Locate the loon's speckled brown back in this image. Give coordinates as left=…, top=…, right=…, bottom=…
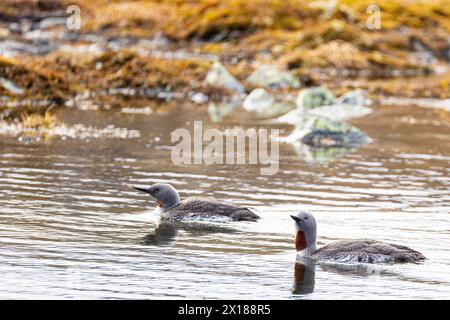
left=311, top=239, right=426, bottom=263
left=165, top=197, right=259, bottom=222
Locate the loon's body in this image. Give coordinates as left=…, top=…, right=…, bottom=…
left=306, top=239, right=425, bottom=264
left=134, top=183, right=259, bottom=222
left=160, top=197, right=258, bottom=222
left=291, top=212, right=425, bottom=264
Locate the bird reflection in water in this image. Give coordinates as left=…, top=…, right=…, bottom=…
left=292, top=258, right=391, bottom=296
left=141, top=221, right=237, bottom=247
left=292, top=258, right=316, bottom=295
left=141, top=222, right=180, bottom=246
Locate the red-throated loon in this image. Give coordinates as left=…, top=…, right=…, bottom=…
left=134, top=183, right=260, bottom=222
left=291, top=211, right=425, bottom=263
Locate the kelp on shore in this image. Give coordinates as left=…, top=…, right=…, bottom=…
left=1, top=0, right=450, bottom=123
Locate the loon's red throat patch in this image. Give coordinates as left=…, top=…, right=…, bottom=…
left=295, top=231, right=307, bottom=251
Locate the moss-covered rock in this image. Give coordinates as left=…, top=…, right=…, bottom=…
left=296, top=86, right=336, bottom=110
left=246, top=64, right=300, bottom=89
left=288, top=116, right=370, bottom=148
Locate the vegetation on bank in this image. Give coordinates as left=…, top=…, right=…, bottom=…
left=1, top=0, right=450, bottom=123
left=0, top=56, right=70, bottom=100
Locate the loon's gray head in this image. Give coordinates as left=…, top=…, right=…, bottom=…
left=290, top=211, right=317, bottom=251
left=134, top=183, right=180, bottom=208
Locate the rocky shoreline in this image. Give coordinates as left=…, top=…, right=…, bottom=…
left=1, top=0, right=449, bottom=125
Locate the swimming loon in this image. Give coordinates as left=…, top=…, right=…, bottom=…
left=290, top=211, right=426, bottom=263
left=134, top=183, right=260, bottom=222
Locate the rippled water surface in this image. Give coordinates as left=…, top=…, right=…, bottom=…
left=1, top=104, right=449, bottom=299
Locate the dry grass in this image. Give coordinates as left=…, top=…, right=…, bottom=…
left=21, top=111, right=57, bottom=130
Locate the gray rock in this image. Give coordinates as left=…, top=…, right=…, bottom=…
left=243, top=88, right=296, bottom=117
left=296, top=86, right=336, bottom=111
left=0, top=39, right=55, bottom=57
left=307, top=89, right=372, bottom=121
left=336, top=89, right=372, bottom=106
left=308, top=103, right=372, bottom=121
left=246, top=64, right=300, bottom=89
left=190, top=92, right=209, bottom=104
left=279, top=87, right=372, bottom=123
left=0, top=77, right=24, bottom=95
left=205, top=61, right=244, bottom=93
left=286, top=116, right=370, bottom=148
left=38, top=17, right=67, bottom=30
left=243, top=88, right=274, bottom=112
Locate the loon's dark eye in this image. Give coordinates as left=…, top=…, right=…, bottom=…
left=304, top=217, right=308, bottom=220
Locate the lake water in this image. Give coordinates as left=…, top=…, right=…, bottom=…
left=0, top=103, right=449, bottom=299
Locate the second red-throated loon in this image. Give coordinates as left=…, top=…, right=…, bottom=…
left=291, top=211, right=425, bottom=263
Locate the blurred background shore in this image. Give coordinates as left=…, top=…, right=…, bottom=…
left=0, top=0, right=449, bottom=127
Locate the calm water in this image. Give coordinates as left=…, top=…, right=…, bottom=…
left=0, top=103, right=449, bottom=299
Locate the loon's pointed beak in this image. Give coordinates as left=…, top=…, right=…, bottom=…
left=290, top=215, right=301, bottom=223
left=133, top=186, right=153, bottom=195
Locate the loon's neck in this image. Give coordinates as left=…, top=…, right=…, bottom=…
left=161, top=201, right=179, bottom=211
left=160, top=190, right=181, bottom=210
left=157, top=202, right=179, bottom=220
left=295, top=231, right=317, bottom=257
